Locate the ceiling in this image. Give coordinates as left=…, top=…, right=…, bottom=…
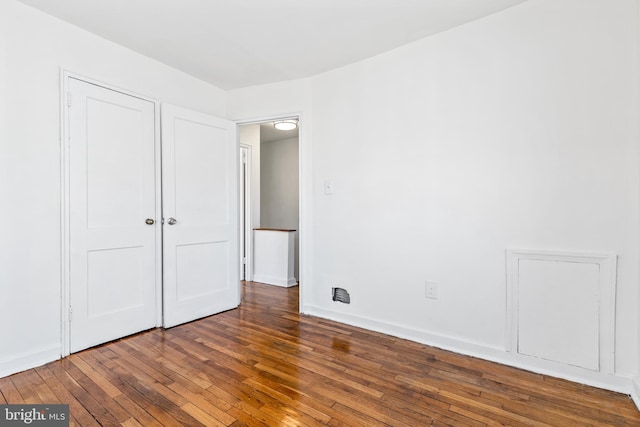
left=17, top=0, right=526, bottom=90
left=260, top=122, right=299, bottom=143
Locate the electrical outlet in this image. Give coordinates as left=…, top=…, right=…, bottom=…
left=425, top=281, right=439, bottom=299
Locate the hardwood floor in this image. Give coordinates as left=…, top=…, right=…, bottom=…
left=2, top=281, right=639, bottom=426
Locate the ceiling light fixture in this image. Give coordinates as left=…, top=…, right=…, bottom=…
left=273, top=120, right=298, bottom=131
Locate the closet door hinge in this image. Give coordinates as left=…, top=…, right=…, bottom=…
left=68, top=306, right=73, bottom=322
left=67, top=92, right=72, bottom=107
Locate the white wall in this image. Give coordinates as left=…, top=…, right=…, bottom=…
left=0, top=0, right=226, bottom=376
left=240, top=125, right=261, bottom=232
left=312, top=0, right=639, bottom=371
left=228, top=0, right=640, bottom=391
left=261, top=137, right=300, bottom=279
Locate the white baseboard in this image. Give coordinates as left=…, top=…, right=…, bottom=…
left=302, top=304, right=632, bottom=395
left=253, top=274, right=297, bottom=287
left=0, top=345, right=60, bottom=378
left=632, top=377, right=640, bottom=411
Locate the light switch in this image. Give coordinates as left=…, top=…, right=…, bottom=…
left=324, top=180, right=334, bottom=195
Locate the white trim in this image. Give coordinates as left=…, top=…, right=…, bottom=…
left=506, top=248, right=617, bottom=374
left=239, top=144, right=253, bottom=281
left=236, top=112, right=308, bottom=313
left=302, top=304, right=632, bottom=394
left=154, top=95, right=163, bottom=327
left=235, top=114, right=300, bottom=126
left=253, top=275, right=298, bottom=288
left=632, top=377, right=640, bottom=411
left=0, top=344, right=60, bottom=378
left=59, top=68, right=70, bottom=357
left=60, top=70, right=163, bottom=357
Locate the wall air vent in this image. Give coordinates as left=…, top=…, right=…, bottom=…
left=332, top=287, right=351, bottom=304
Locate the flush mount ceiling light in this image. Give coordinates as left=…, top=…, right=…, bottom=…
left=273, top=120, right=298, bottom=131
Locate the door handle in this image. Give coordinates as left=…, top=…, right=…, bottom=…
left=167, top=217, right=177, bottom=225
left=145, top=218, right=155, bottom=225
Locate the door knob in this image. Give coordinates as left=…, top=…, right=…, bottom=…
left=167, top=217, right=177, bottom=225
left=145, top=218, right=155, bottom=225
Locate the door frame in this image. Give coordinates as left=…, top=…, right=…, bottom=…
left=239, top=144, right=253, bottom=281
left=59, top=71, right=163, bottom=357
left=236, top=113, right=305, bottom=311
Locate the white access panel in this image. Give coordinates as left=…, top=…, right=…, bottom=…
left=518, top=259, right=599, bottom=370
left=507, top=250, right=617, bottom=373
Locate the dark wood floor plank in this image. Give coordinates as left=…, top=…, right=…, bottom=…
left=77, top=348, right=166, bottom=427
left=0, top=375, right=25, bottom=404
left=167, top=381, right=235, bottom=425
left=47, top=360, right=110, bottom=426
left=248, top=389, right=329, bottom=427
left=41, top=364, right=103, bottom=427
left=483, top=369, right=640, bottom=420
left=327, top=402, right=396, bottom=427
left=108, top=365, right=200, bottom=427
left=243, top=377, right=332, bottom=424
left=10, top=369, right=45, bottom=404
left=70, top=351, right=122, bottom=399
left=63, top=354, right=133, bottom=425
left=1, top=281, right=639, bottom=426
left=224, top=407, right=271, bottom=427
left=120, top=418, right=145, bottom=427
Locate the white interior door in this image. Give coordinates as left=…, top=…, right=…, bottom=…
left=68, top=78, right=157, bottom=353
left=162, top=104, right=239, bottom=328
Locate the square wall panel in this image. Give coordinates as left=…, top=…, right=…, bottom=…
left=507, top=249, right=616, bottom=373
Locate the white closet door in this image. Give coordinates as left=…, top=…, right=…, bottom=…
left=162, top=104, right=239, bottom=328
left=68, top=78, right=157, bottom=353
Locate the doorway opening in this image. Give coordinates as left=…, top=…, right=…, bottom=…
left=239, top=118, right=300, bottom=291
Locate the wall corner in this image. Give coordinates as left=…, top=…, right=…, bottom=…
left=632, top=377, right=640, bottom=411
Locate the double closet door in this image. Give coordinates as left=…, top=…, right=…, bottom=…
left=67, top=77, right=238, bottom=353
